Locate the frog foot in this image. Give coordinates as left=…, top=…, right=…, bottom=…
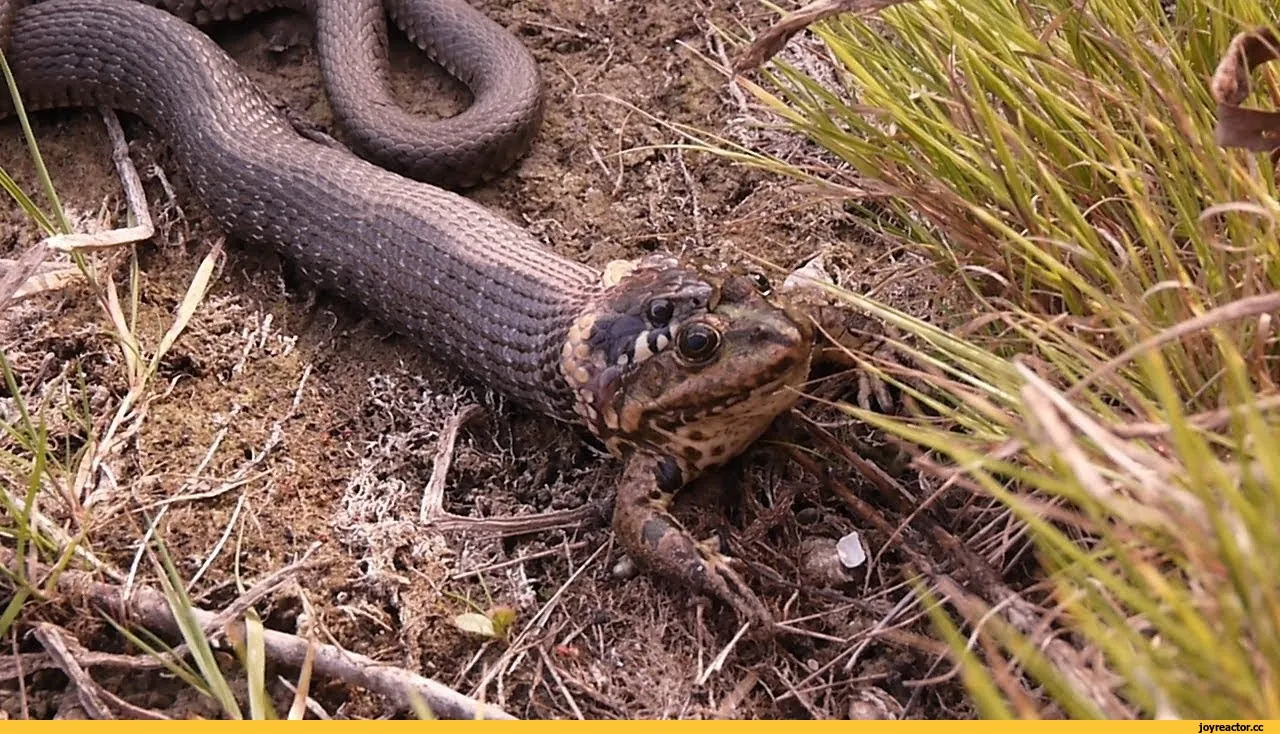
left=612, top=454, right=773, bottom=625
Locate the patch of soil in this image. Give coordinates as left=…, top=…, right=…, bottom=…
left=1, top=0, right=972, bottom=721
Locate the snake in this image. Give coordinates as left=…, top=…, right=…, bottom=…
left=0, top=0, right=831, bottom=626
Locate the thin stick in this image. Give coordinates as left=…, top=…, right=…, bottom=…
left=0, top=108, right=156, bottom=310
left=33, top=623, right=157, bottom=719
left=732, top=0, right=922, bottom=73
left=420, top=403, right=483, bottom=521
left=2, top=548, right=515, bottom=720
left=415, top=402, right=605, bottom=535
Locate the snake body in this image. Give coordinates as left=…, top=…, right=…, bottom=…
left=4, top=0, right=602, bottom=418
left=1, top=0, right=821, bottom=625
left=134, top=0, right=546, bottom=187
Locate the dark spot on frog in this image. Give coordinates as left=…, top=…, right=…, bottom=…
left=654, top=455, right=683, bottom=492
left=641, top=517, right=668, bottom=550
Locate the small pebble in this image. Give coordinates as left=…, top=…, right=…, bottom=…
left=847, top=687, right=905, bottom=720
left=800, top=536, right=849, bottom=586
left=837, top=531, right=866, bottom=568
left=611, top=555, right=636, bottom=578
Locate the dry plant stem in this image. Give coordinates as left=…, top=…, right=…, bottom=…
left=61, top=108, right=155, bottom=252
left=787, top=439, right=1122, bottom=712
left=807, top=412, right=1126, bottom=713
left=450, top=540, right=589, bottom=580
left=10, top=630, right=30, bottom=719
left=200, top=541, right=321, bottom=635
left=732, top=0, right=922, bottom=73
left=0, top=648, right=174, bottom=682
left=1, top=548, right=515, bottom=720
left=0, top=108, right=154, bottom=310
left=785, top=446, right=907, bottom=544
left=929, top=530, right=1127, bottom=716
left=419, top=403, right=483, bottom=521
left=793, top=410, right=906, bottom=499
left=418, top=402, right=606, bottom=535
left=32, top=622, right=170, bottom=720
left=1067, top=292, right=1280, bottom=398
left=1211, top=27, right=1280, bottom=154
left=278, top=674, right=330, bottom=720
left=428, top=505, right=602, bottom=535
left=0, top=481, right=127, bottom=581
left=0, top=244, right=65, bottom=308
left=935, top=576, right=1126, bottom=717
left=469, top=543, right=609, bottom=703
left=695, top=621, right=751, bottom=686
left=83, top=232, right=227, bottom=512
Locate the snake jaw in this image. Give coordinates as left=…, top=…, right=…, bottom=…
left=559, top=255, right=814, bottom=469
left=559, top=255, right=816, bottom=623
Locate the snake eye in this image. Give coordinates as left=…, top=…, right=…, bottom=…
left=748, top=271, right=772, bottom=295
left=646, top=298, right=674, bottom=326
left=676, top=323, right=721, bottom=364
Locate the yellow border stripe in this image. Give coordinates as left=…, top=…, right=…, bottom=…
left=1, top=721, right=1277, bottom=729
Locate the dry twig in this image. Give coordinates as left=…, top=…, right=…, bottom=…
left=418, top=403, right=606, bottom=535
left=732, top=0, right=922, bottom=73
left=32, top=623, right=170, bottom=720
left=1, top=548, right=515, bottom=720
left=0, top=108, right=155, bottom=311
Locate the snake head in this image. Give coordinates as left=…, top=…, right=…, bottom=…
left=560, top=255, right=815, bottom=482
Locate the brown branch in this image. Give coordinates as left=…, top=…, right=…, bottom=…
left=32, top=622, right=170, bottom=720
left=201, top=541, right=321, bottom=635
left=2, top=549, right=515, bottom=719
left=733, top=0, right=922, bottom=73
left=417, top=403, right=608, bottom=535
left=419, top=403, right=484, bottom=521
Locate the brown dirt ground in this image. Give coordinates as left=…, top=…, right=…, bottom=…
left=0, top=0, right=987, bottom=721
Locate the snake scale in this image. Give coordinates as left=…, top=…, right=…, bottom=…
left=0, top=0, right=829, bottom=626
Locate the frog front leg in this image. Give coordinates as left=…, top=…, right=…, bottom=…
left=612, top=453, right=773, bottom=625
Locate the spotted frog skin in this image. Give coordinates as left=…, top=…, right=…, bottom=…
left=560, top=255, right=816, bottom=623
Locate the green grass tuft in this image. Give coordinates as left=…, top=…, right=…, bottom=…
left=710, top=0, right=1280, bottom=718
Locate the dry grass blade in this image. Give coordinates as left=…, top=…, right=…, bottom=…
left=1068, top=291, right=1280, bottom=398
left=704, top=0, right=1280, bottom=718
left=100, top=273, right=142, bottom=385
left=148, top=237, right=224, bottom=376
left=32, top=622, right=172, bottom=720
left=228, top=609, right=274, bottom=720
left=286, top=637, right=317, bottom=720
left=0, top=548, right=515, bottom=719
left=0, top=242, right=54, bottom=310
left=205, top=541, right=321, bottom=636
left=732, top=0, right=922, bottom=72
left=1211, top=25, right=1280, bottom=154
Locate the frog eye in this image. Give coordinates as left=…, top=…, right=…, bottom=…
left=676, top=323, right=721, bottom=364
left=748, top=271, right=772, bottom=295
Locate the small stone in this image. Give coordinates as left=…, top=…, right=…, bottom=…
left=796, top=507, right=822, bottom=525
left=837, top=531, right=866, bottom=568
left=800, top=536, right=849, bottom=586
left=847, top=687, right=905, bottom=720
left=612, top=555, right=636, bottom=578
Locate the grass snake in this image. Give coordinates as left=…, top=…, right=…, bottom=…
left=0, top=0, right=832, bottom=626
